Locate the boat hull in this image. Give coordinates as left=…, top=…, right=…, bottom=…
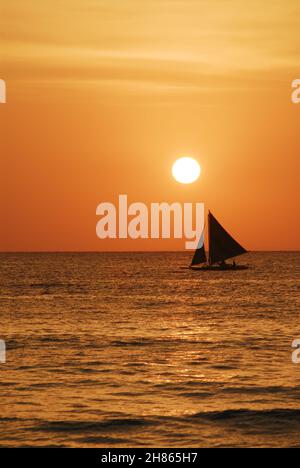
left=189, top=265, right=249, bottom=271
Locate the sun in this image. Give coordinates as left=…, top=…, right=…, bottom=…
left=172, top=157, right=201, bottom=184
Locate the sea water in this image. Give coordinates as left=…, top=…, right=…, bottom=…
left=0, top=252, right=299, bottom=447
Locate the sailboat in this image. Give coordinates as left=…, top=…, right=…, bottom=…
left=189, top=211, right=248, bottom=270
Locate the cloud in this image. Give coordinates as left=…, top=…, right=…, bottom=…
left=2, top=0, right=299, bottom=96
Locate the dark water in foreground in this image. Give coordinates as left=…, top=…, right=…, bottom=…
left=0, top=252, right=300, bottom=448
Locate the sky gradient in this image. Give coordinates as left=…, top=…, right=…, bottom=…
left=1, top=0, right=299, bottom=251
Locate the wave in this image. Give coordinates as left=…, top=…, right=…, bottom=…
left=78, top=436, right=132, bottom=444
left=190, top=408, right=300, bottom=423
left=221, top=385, right=300, bottom=395
left=33, top=417, right=153, bottom=433
left=23, top=408, right=300, bottom=434
left=30, top=283, right=64, bottom=289
left=3, top=409, right=300, bottom=448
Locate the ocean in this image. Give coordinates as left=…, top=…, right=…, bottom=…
left=0, top=252, right=299, bottom=448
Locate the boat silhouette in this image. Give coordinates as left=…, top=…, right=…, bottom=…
left=189, top=211, right=248, bottom=271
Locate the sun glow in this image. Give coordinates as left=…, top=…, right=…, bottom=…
left=172, top=157, right=201, bottom=184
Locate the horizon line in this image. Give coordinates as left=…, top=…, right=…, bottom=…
left=0, top=250, right=300, bottom=254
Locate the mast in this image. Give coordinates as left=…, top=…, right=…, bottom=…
left=208, top=210, right=212, bottom=265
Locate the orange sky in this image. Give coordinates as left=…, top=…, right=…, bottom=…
left=1, top=0, right=299, bottom=251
